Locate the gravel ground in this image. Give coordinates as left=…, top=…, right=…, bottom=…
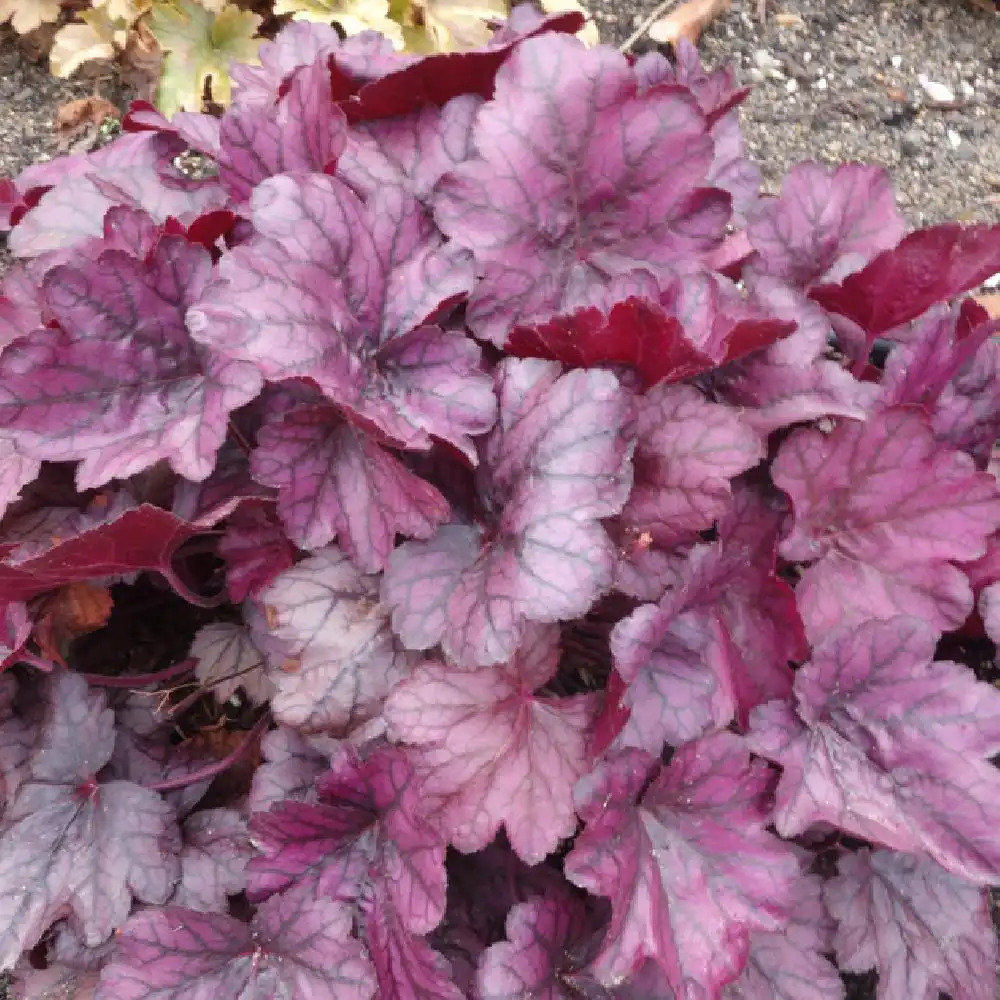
left=0, top=2, right=998, bottom=998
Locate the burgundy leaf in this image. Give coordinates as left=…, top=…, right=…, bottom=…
left=434, top=33, right=729, bottom=345
left=747, top=616, right=1000, bottom=883
left=564, top=735, right=801, bottom=996
left=336, top=10, right=587, bottom=124
left=248, top=744, right=447, bottom=934
left=95, top=880, right=376, bottom=1000
left=385, top=624, right=598, bottom=864
left=252, top=404, right=450, bottom=571
left=0, top=672, right=180, bottom=966
left=620, top=383, right=762, bottom=546
left=171, top=807, right=252, bottom=912
left=382, top=358, right=634, bottom=667
left=809, top=222, right=1000, bottom=342
left=772, top=408, right=1000, bottom=640
left=0, top=238, right=261, bottom=487
left=0, top=493, right=235, bottom=603
left=507, top=297, right=715, bottom=389
left=824, top=849, right=996, bottom=1000
left=217, top=501, right=297, bottom=604
left=747, top=163, right=904, bottom=288
left=190, top=622, right=272, bottom=707
left=251, top=547, right=413, bottom=734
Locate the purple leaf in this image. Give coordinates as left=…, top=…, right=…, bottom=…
left=248, top=744, right=447, bottom=935
left=614, top=488, right=805, bottom=733
left=477, top=896, right=598, bottom=1000
left=364, top=879, right=465, bottom=1000
left=620, top=383, right=762, bottom=547
left=564, top=735, right=801, bottom=996
left=747, top=616, right=1000, bottom=883
left=190, top=622, right=273, bottom=706
left=248, top=725, right=333, bottom=813
left=9, top=132, right=224, bottom=258
left=171, top=807, right=252, bottom=912
left=772, top=408, right=1000, bottom=640
left=218, top=57, right=347, bottom=203
left=229, top=19, right=343, bottom=108
left=0, top=238, right=261, bottom=488
left=0, top=673, right=33, bottom=807
left=824, top=849, right=996, bottom=1000
left=0, top=672, right=180, bottom=966
left=747, top=163, right=904, bottom=288
left=338, top=95, right=481, bottom=201
left=95, top=880, right=376, bottom=1000
left=725, top=873, right=844, bottom=1000
left=385, top=624, right=598, bottom=864
left=434, top=33, right=729, bottom=345
left=251, top=548, right=413, bottom=734
left=382, top=358, right=634, bottom=667
left=611, top=606, right=736, bottom=753
left=252, top=404, right=451, bottom=571
left=187, top=174, right=494, bottom=453
left=0, top=601, right=31, bottom=671
left=712, top=355, right=877, bottom=435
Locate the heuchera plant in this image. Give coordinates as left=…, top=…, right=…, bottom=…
left=1, top=8, right=1000, bottom=999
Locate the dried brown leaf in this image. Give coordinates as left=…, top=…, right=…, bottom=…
left=648, top=0, right=731, bottom=46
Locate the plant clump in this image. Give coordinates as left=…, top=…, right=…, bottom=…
left=1, top=8, right=1000, bottom=999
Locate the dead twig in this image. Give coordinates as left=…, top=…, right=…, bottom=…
left=619, top=0, right=680, bottom=52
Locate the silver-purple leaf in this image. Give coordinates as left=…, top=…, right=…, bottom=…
left=95, top=880, right=375, bottom=1000
left=382, top=358, right=635, bottom=668
left=0, top=672, right=180, bottom=968
left=189, top=622, right=273, bottom=707
left=434, top=33, right=729, bottom=345
left=252, top=404, right=450, bottom=571
left=824, top=849, right=996, bottom=1000
left=385, top=623, right=597, bottom=864
left=171, top=808, right=252, bottom=913
left=251, top=548, right=414, bottom=734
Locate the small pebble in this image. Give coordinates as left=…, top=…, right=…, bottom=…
left=900, top=130, right=923, bottom=156
left=918, top=74, right=956, bottom=103
left=891, top=55, right=903, bottom=68
left=815, top=77, right=828, bottom=90
left=786, top=79, right=798, bottom=93
left=961, top=81, right=975, bottom=99
left=947, top=128, right=963, bottom=149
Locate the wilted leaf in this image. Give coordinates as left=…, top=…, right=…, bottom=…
left=274, top=0, right=405, bottom=48
left=0, top=0, right=61, bottom=35
left=34, top=582, right=114, bottom=664
left=55, top=97, right=121, bottom=135
left=148, top=0, right=264, bottom=116
left=50, top=20, right=118, bottom=79
left=649, top=0, right=732, bottom=47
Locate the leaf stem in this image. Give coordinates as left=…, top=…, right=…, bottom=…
left=144, top=713, right=270, bottom=793
left=79, top=657, right=198, bottom=689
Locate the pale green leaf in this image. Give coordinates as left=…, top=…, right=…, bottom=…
left=148, top=0, right=262, bottom=116
left=273, top=0, right=405, bottom=49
